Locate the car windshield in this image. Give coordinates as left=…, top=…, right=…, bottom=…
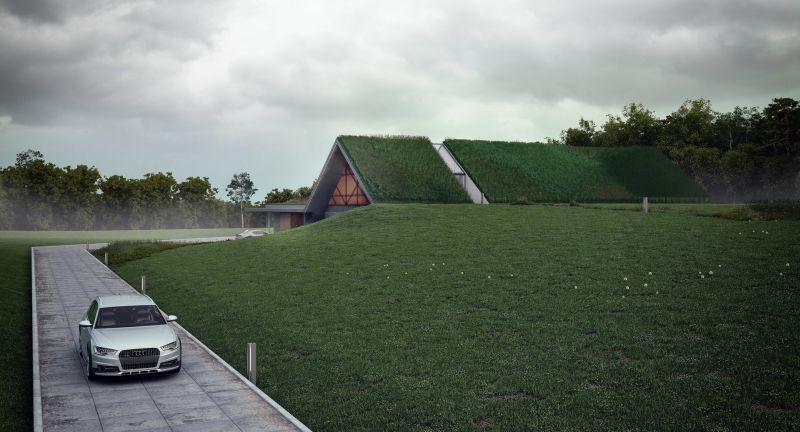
left=95, top=305, right=165, bottom=329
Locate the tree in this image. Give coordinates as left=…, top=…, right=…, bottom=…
left=265, top=188, right=294, bottom=204
left=177, top=176, right=218, bottom=227
left=139, top=172, right=178, bottom=228
left=620, top=103, right=661, bottom=147
left=293, top=186, right=313, bottom=201
left=226, top=172, right=257, bottom=228
left=1, top=150, right=239, bottom=230
left=681, top=146, right=723, bottom=192
left=560, top=118, right=596, bottom=147
left=2, top=151, right=66, bottom=229
left=715, top=106, right=761, bottom=150
left=58, top=164, right=101, bottom=229
left=15, top=149, right=43, bottom=167
left=98, top=175, right=137, bottom=229
left=595, top=114, right=625, bottom=147
left=0, top=177, right=13, bottom=229
left=594, top=103, right=660, bottom=147
left=721, top=146, right=757, bottom=202
left=763, top=97, right=800, bottom=156
left=551, top=97, right=799, bottom=202
left=658, top=99, right=717, bottom=151
left=177, top=176, right=217, bottom=203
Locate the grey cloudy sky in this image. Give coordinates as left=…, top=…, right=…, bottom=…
left=1, top=0, right=798, bottom=196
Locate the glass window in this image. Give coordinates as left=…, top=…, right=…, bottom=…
left=87, top=301, right=98, bottom=324
left=94, top=305, right=166, bottom=329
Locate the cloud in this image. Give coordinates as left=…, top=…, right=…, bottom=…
left=0, top=0, right=70, bottom=23
left=0, top=115, right=10, bottom=130
left=0, top=0, right=798, bottom=192
left=0, top=0, right=226, bottom=126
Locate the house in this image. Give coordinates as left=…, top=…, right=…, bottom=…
left=246, top=135, right=474, bottom=232
left=246, top=135, right=707, bottom=232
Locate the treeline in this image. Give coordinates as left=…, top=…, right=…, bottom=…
left=0, top=150, right=319, bottom=230
left=0, top=150, right=247, bottom=230
left=554, top=97, right=800, bottom=202
left=257, top=186, right=313, bottom=205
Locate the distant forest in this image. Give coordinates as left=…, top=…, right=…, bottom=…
left=553, top=97, right=800, bottom=202
left=0, top=151, right=311, bottom=230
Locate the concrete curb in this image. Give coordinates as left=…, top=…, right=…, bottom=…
left=31, top=247, right=43, bottom=432
left=170, top=321, right=313, bottom=432
left=83, top=249, right=312, bottom=432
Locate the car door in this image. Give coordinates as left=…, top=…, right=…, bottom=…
left=79, top=300, right=98, bottom=356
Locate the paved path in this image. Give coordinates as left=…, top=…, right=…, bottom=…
left=33, top=245, right=308, bottom=432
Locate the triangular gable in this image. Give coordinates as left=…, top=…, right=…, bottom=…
left=329, top=165, right=369, bottom=205
left=305, top=140, right=373, bottom=222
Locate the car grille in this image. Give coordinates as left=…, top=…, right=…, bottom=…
left=119, top=348, right=159, bottom=370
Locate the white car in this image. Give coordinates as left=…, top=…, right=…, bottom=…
left=78, top=294, right=181, bottom=379
left=235, top=229, right=267, bottom=239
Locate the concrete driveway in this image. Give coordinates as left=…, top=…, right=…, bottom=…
left=32, top=245, right=309, bottom=432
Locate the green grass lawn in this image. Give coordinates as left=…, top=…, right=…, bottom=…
left=109, top=204, right=799, bottom=431
left=0, top=228, right=241, bottom=431
left=338, top=135, right=471, bottom=203
left=582, top=202, right=800, bottom=221
left=444, top=140, right=707, bottom=203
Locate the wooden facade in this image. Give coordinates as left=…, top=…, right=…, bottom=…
left=248, top=140, right=374, bottom=230
left=328, top=166, right=369, bottom=206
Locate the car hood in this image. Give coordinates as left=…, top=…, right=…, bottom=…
left=92, top=325, right=176, bottom=350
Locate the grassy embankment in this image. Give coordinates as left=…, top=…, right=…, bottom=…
left=444, top=140, right=707, bottom=203
left=0, top=228, right=241, bottom=431
left=576, top=146, right=707, bottom=199
left=111, top=204, right=799, bottom=431
left=338, top=135, right=471, bottom=203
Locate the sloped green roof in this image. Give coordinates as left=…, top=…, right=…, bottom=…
left=576, top=146, right=708, bottom=198
left=444, top=139, right=707, bottom=202
left=337, top=136, right=471, bottom=203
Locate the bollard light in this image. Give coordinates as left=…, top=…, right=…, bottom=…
left=141, top=275, right=146, bottom=294
left=246, top=342, right=257, bottom=385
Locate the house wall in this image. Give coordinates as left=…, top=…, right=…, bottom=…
left=259, top=212, right=304, bottom=233
left=278, top=213, right=292, bottom=232
left=264, top=213, right=275, bottom=234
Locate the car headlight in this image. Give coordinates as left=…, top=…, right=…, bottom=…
left=160, top=340, right=178, bottom=352
left=94, top=346, right=117, bottom=356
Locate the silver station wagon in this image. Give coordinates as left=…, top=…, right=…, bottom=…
left=79, top=293, right=181, bottom=379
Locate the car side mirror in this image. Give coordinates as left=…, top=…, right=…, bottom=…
left=79, top=320, right=92, bottom=328
left=166, top=315, right=178, bottom=322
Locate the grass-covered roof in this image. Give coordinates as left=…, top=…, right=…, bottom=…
left=576, top=146, right=707, bottom=199
left=337, top=135, right=470, bottom=203
left=444, top=139, right=707, bottom=202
